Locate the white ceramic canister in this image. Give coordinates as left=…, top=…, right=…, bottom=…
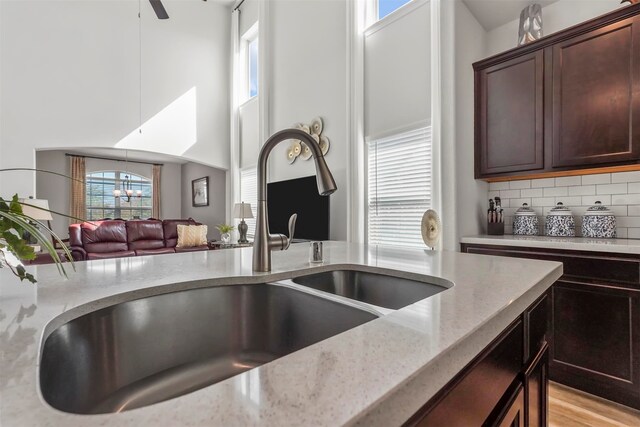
left=544, top=202, right=576, bottom=237
left=581, top=201, right=616, bottom=238
left=513, top=203, right=539, bottom=236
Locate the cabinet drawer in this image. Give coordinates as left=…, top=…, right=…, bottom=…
left=492, top=384, right=525, bottom=427
left=407, top=319, right=524, bottom=426
left=463, top=245, right=640, bottom=286
left=525, top=293, right=549, bottom=363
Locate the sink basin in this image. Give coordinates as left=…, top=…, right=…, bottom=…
left=291, top=269, right=447, bottom=310
left=39, top=283, right=377, bottom=414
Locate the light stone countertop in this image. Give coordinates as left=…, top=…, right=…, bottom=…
left=0, top=242, right=562, bottom=426
left=461, top=234, right=640, bottom=255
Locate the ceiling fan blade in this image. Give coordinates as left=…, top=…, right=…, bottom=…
left=149, top=0, right=169, bottom=19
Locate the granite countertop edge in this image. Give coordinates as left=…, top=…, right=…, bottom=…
left=461, top=234, right=640, bottom=255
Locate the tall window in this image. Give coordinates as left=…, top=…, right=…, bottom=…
left=248, top=37, right=259, bottom=98
left=240, top=168, right=258, bottom=239
left=86, top=171, right=152, bottom=220
left=378, top=0, right=412, bottom=20
left=367, top=126, right=431, bottom=248
left=241, top=23, right=259, bottom=103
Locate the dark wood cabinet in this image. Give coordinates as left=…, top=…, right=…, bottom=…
left=476, top=51, right=544, bottom=176
left=405, top=295, right=550, bottom=427
left=496, top=385, right=526, bottom=427
left=474, top=4, right=640, bottom=180
left=461, top=243, right=640, bottom=410
left=525, top=344, right=548, bottom=427
left=551, top=280, right=640, bottom=408
left=551, top=16, right=640, bottom=168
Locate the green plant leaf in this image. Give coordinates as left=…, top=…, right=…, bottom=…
left=0, top=209, right=67, bottom=278
left=0, top=184, right=80, bottom=284
left=15, top=214, right=75, bottom=271
left=0, top=249, right=36, bottom=283
left=15, top=264, right=37, bottom=284
left=216, top=224, right=235, bottom=233
left=2, top=230, right=36, bottom=260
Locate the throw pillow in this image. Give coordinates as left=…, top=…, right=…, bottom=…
left=176, top=224, right=208, bottom=248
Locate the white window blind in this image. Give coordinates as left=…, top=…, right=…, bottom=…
left=240, top=168, right=258, bottom=239
left=367, top=126, right=431, bottom=248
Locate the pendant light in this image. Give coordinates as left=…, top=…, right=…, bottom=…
left=113, top=150, right=142, bottom=202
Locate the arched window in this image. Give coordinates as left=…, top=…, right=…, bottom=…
left=86, top=171, right=153, bottom=220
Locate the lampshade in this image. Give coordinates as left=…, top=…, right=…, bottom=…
left=18, top=198, right=53, bottom=221
left=233, top=202, right=254, bottom=219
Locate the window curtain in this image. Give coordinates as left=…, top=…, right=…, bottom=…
left=69, top=155, right=86, bottom=224
left=152, top=164, right=162, bottom=219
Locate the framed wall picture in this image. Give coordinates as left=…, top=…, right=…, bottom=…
left=192, top=177, right=209, bottom=207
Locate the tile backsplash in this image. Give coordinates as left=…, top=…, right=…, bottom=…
left=488, top=171, right=640, bottom=238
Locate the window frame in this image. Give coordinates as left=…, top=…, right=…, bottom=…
left=85, top=170, right=153, bottom=221
left=364, top=0, right=424, bottom=34
left=240, top=22, right=259, bottom=104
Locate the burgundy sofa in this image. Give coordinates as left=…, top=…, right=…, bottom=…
left=69, top=219, right=208, bottom=261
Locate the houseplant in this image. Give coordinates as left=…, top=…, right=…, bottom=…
left=1, top=168, right=78, bottom=283
left=216, top=224, right=235, bottom=244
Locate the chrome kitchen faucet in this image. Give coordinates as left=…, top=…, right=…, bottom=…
left=252, top=129, right=337, bottom=272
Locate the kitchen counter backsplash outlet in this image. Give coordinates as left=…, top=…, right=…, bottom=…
left=545, top=202, right=576, bottom=237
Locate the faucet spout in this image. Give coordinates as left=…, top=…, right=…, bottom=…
left=252, top=128, right=337, bottom=272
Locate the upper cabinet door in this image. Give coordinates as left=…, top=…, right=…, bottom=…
left=552, top=17, right=640, bottom=168
left=476, top=51, right=544, bottom=177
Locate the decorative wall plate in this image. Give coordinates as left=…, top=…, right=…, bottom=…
left=286, top=146, right=296, bottom=164
left=421, top=209, right=441, bottom=249
left=291, top=140, right=302, bottom=156
left=300, top=143, right=312, bottom=160
left=287, top=118, right=330, bottom=163
left=310, top=117, right=323, bottom=135
left=294, top=123, right=310, bottom=134
left=319, top=135, right=330, bottom=156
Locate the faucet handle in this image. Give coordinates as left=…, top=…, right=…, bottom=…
left=283, top=213, right=297, bottom=250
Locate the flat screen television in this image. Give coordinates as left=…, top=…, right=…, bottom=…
left=267, top=175, right=330, bottom=241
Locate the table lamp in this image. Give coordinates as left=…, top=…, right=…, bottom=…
left=233, top=202, right=254, bottom=244
left=18, top=198, right=54, bottom=249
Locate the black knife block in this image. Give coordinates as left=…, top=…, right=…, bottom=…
left=487, top=222, right=504, bottom=236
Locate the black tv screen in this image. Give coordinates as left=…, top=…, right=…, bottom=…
left=267, top=175, right=330, bottom=241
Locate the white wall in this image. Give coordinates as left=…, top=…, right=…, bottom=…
left=267, top=0, right=348, bottom=240
left=454, top=0, right=488, bottom=242
left=486, top=0, right=621, bottom=56
left=35, top=150, right=183, bottom=237
left=0, top=0, right=231, bottom=198
left=181, top=161, right=227, bottom=237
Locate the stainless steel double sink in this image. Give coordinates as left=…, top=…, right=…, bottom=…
left=39, top=268, right=449, bottom=415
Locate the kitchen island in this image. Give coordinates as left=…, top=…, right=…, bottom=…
left=0, top=242, right=562, bottom=426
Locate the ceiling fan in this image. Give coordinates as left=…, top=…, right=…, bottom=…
left=149, top=0, right=169, bottom=19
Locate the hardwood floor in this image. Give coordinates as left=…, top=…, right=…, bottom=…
left=549, top=382, right=640, bottom=427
